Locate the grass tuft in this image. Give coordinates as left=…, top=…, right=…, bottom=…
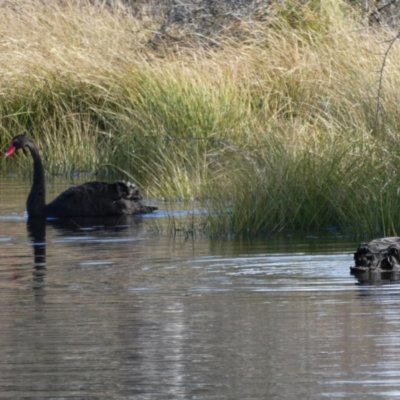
left=1, top=1, right=400, bottom=236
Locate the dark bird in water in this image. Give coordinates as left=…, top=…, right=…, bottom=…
left=4, top=133, right=157, bottom=218
left=352, top=236, right=400, bottom=273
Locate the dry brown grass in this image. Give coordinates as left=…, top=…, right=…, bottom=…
left=2, top=1, right=400, bottom=235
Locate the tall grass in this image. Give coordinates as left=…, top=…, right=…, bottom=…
left=1, top=1, right=400, bottom=236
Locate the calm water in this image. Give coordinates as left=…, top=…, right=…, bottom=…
left=0, top=178, right=400, bottom=399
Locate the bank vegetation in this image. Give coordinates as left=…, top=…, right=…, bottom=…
left=1, top=0, right=400, bottom=236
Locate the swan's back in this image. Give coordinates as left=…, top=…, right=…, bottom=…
left=353, top=237, right=400, bottom=272
left=45, top=181, right=156, bottom=217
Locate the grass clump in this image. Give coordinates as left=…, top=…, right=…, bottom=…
left=1, top=0, right=400, bottom=236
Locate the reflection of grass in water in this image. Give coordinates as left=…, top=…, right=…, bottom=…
left=2, top=1, right=400, bottom=236
left=144, top=203, right=209, bottom=239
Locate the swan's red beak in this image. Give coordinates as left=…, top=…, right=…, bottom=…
left=4, top=143, right=16, bottom=158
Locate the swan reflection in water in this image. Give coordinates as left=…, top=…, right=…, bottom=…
left=26, top=215, right=137, bottom=283
left=27, top=218, right=47, bottom=283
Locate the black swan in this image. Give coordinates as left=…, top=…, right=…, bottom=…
left=4, top=133, right=157, bottom=218
left=352, top=237, right=400, bottom=273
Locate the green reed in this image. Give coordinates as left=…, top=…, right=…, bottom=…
left=2, top=1, right=400, bottom=236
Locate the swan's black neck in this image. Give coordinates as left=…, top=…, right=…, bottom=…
left=26, top=141, right=46, bottom=218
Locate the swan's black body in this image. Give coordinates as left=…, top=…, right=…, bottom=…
left=5, top=134, right=157, bottom=218
left=352, top=237, right=400, bottom=273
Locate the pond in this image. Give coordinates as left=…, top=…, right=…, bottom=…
left=0, top=178, right=399, bottom=399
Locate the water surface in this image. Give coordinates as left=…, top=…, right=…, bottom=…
left=0, top=178, right=398, bottom=399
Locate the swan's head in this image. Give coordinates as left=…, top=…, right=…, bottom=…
left=4, top=133, right=32, bottom=157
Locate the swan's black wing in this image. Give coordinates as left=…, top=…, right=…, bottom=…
left=352, top=237, right=400, bottom=272
left=45, top=181, right=157, bottom=217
